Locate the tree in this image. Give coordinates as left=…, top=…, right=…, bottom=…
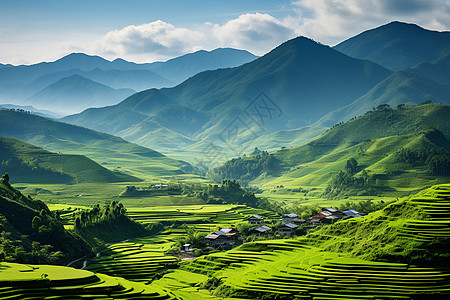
left=2, top=173, right=9, bottom=182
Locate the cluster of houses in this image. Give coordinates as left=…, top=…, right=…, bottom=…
left=204, top=207, right=364, bottom=248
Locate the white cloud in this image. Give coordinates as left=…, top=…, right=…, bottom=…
left=89, top=3, right=450, bottom=63
left=291, top=0, right=450, bottom=45
left=93, top=14, right=298, bottom=61
left=213, top=13, right=297, bottom=55
left=94, top=20, right=207, bottom=61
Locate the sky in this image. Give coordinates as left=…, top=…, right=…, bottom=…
left=1, top=0, right=449, bottom=65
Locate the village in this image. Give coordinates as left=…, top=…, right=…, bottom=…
left=196, top=207, right=365, bottom=250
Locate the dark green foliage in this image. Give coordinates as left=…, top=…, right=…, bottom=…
left=211, top=104, right=450, bottom=189
left=208, top=150, right=279, bottom=184
left=324, top=159, right=376, bottom=198
left=337, top=199, right=391, bottom=214
left=177, top=225, right=206, bottom=250
left=74, top=201, right=149, bottom=246
left=395, top=146, right=450, bottom=176
left=196, top=180, right=262, bottom=207
left=0, top=176, right=91, bottom=264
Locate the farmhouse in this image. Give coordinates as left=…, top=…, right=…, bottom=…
left=342, top=209, right=364, bottom=219
left=252, top=225, right=272, bottom=235
left=279, top=223, right=298, bottom=235
left=205, top=228, right=241, bottom=248
left=282, top=213, right=298, bottom=224
left=248, top=214, right=264, bottom=225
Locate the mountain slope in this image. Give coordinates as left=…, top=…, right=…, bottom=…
left=0, top=137, right=140, bottom=183
left=314, top=71, right=450, bottom=127
left=334, top=21, right=450, bottom=70
left=26, top=75, right=135, bottom=114
left=0, top=109, right=194, bottom=180
left=410, top=53, right=450, bottom=87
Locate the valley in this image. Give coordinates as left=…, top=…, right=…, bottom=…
left=0, top=19, right=449, bottom=300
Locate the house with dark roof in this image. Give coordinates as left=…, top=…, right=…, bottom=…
left=204, top=228, right=241, bottom=248
left=248, top=214, right=264, bottom=225
left=282, top=213, right=298, bottom=224
left=279, top=223, right=298, bottom=235
left=342, top=209, right=364, bottom=219
left=252, top=225, right=272, bottom=235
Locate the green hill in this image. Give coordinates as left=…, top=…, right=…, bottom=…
left=0, top=175, right=91, bottom=263
left=0, top=108, right=195, bottom=180
left=0, top=137, right=140, bottom=183
left=210, top=104, right=450, bottom=193
left=334, top=21, right=450, bottom=70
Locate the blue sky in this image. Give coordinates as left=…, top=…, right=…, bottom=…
left=1, top=0, right=449, bottom=65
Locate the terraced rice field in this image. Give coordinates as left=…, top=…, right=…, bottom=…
left=182, top=239, right=450, bottom=299
left=0, top=262, right=172, bottom=299
left=127, top=204, right=277, bottom=231
left=85, top=235, right=181, bottom=282
left=400, top=184, right=450, bottom=241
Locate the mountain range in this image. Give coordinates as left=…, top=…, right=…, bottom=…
left=62, top=21, right=450, bottom=164
left=0, top=48, right=257, bottom=115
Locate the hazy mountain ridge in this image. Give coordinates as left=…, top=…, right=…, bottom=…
left=27, top=74, right=136, bottom=114
left=0, top=49, right=257, bottom=115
